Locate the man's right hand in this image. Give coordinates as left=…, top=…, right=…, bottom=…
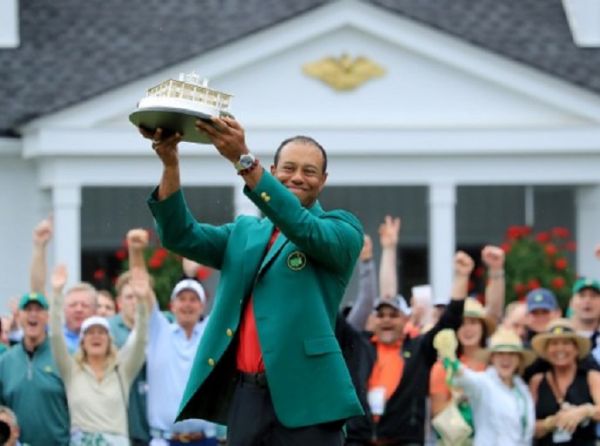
left=127, top=229, right=149, bottom=252
left=378, top=215, right=401, bottom=249
left=139, top=127, right=182, bottom=168
left=33, top=217, right=53, bottom=246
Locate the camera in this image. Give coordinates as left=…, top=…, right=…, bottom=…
left=0, top=419, right=11, bottom=445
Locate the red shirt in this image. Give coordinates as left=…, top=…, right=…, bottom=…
left=236, top=228, right=279, bottom=373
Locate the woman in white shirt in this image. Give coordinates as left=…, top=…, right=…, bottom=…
left=49, top=264, right=149, bottom=446
left=436, top=327, right=536, bottom=446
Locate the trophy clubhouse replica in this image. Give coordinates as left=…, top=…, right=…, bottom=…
left=129, top=71, right=233, bottom=144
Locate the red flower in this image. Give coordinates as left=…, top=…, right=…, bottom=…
left=551, top=277, right=566, bottom=290
left=148, top=255, right=164, bottom=269
left=551, top=227, right=570, bottom=239
left=554, top=258, right=568, bottom=270
left=507, top=225, right=530, bottom=240
left=155, top=247, right=169, bottom=260
left=93, top=269, right=106, bottom=281
left=514, top=283, right=527, bottom=295
left=536, top=232, right=551, bottom=243
left=196, top=266, right=213, bottom=281
left=115, top=248, right=127, bottom=261
left=545, top=244, right=558, bottom=257
left=527, top=278, right=541, bottom=290
left=565, top=241, right=577, bottom=252
left=500, top=242, right=512, bottom=253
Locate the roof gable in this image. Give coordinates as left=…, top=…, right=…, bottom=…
left=24, top=0, right=600, bottom=136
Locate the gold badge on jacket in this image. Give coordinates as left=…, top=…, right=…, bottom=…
left=287, top=251, right=307, bottom=271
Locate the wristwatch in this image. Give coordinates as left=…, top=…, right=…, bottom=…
left=234, top=152, right=259, bottom=175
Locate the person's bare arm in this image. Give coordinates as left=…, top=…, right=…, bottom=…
left=482, top=245, right=505, bottom=323
left=126, top=229, right=156, bottom=309
left=379, top=216, right=401, bottom=299
left=451, top=251, right=474, bottom=301
left=30, top=217, right=53, bottom=294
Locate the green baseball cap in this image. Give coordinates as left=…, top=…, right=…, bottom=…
left=19, top=292, right=49, bottom=310
left=573, top=278, right=600, bottom=294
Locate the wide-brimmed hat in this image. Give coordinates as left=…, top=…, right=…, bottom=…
left=531, top=318, right=591, bottom=360
left=462, top=298, right=497, bottom=335
left=483, top=327, right=536, bottom=370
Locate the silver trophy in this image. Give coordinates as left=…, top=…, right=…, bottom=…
left=129, top=72, right=233, bottom=144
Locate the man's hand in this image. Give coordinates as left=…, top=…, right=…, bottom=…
left=195, top=116, right=249, bottom=163
left=139, top=127, right=182, bottom=168
left=359, top=235, right=373, bottom=262
left=378, top=216, right=401, bottom=249
left=183, top=257, right=201, bottom=278
left=33, top=217, right=53, bottom=247
left=127, top=229, right=149, bottom=252
left=454, top=251, right=475, bottom=277
left=481, top=245, right=505, bottom=271
left=51, top=264, right=68, bottom=294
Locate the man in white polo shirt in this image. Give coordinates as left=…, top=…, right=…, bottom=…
left=147, top=278, right=216, bottom=446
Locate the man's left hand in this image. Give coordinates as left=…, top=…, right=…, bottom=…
left=195, top=116, right=249, bottom=163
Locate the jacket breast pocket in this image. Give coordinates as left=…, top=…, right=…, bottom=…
left=304, top=336, right=341, bottom=356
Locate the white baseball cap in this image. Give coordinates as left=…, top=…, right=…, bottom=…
left=374, top=295, right=412, bottom=315
left=81, top=316, right=111, bottom=335
left=170, top=278, right=206, bottom=303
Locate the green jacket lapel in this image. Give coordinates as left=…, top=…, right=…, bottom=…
left=241, top=220, right=273, bottom=296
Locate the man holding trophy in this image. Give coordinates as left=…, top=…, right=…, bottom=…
left=139, top=110, right=364, bottom=445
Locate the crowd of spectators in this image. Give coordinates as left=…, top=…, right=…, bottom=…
left=0, top=213, right=599, bottom=446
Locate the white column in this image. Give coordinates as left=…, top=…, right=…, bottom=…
left=233, top=180, right=260, bottom=217
left=576, top=185, right=600, bottom=277
left=428, top=183, right=456, bottom=304
left=52, top=185, right=82, bottom=282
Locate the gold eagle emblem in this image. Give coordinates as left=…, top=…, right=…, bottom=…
left=302, top=54, right=385, bottom=91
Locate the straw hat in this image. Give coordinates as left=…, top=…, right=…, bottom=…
left=463, top=298, right=497, bottom=335
left=531, top=318, right=591, bottom=360
left=483, top=327, right=536, bottom=372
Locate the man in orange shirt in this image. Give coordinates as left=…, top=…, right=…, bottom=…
left=345, top=251, right=473, bottom=445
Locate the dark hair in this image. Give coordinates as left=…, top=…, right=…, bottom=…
left=456, top=318, right=488, bottom=357
left=273, top=135, right=328, bottom=173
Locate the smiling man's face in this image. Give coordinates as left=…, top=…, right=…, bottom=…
left=271, top=141, right=327, bottom=208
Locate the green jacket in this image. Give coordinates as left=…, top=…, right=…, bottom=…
left=148, top=171, right=364, bottom=428
left=0, top=338, right=70, bottom=446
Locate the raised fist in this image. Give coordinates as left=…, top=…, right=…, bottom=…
left=454, top=251, right=475, bottom=276
left=127, top=229, right=149, bottom=251
left=359, top=235, right=373, bottom=262
left=481, top=245, right=505, bottom=270
left=378, top=216, right=401, bottom=248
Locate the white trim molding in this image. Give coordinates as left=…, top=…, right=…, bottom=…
left=0, top=0, right=19, bottom=48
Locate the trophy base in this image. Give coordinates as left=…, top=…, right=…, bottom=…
left=129, top=107, right=216, bottom=144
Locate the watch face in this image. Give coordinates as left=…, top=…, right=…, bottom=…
left=239, top=154, right=255, bottom=169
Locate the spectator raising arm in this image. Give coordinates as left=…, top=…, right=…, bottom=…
left=451, top=251, right=475, bottom=301
left=346, top=235, right=376, bottom=331
left=48, top=264, right=72, bottom=383
left=379, top=216, right=401, bottom=299
left=482, top=245, right=505, bottom=324
left=30, top=217, right=52, bottom=295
